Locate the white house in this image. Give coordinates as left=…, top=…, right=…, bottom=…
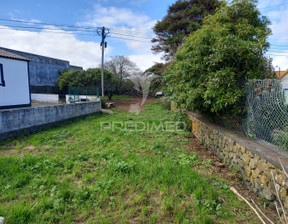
left=276, top=70, right=288, bottom=103
left=0, top=49, right=31, bottom=109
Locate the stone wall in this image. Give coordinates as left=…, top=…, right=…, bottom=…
left=0, top=101, right=101, bottom=140
left=187, top=111, right=288, bottom=208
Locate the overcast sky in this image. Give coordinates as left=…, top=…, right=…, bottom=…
left=0, top=0, right=287, bottom=71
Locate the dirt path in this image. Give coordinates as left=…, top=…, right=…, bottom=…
left=107, top=97, right=156, bottom=113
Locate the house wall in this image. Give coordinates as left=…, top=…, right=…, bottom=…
left=0, top=57, right=30, bottom=108
left=281, top=75, right=288, bottom=103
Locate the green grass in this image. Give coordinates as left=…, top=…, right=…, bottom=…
left=0, top=101, right=259, bottom=223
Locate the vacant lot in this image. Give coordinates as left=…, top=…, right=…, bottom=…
left=0, top=101, right=266, bottom=223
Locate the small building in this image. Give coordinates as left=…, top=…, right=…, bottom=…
left=275, top=70, right=288, bottom=103
left=0, top=49, right=31, bottom=109
left=0, top=47, right=82, bottom=94
left=281, top=72, right=288, bottom=103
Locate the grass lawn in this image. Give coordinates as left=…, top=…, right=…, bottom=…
left=0, top=101, right=260, bottom=223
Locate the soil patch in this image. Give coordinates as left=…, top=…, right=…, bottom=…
left=107, top=97, right=157, bottom=113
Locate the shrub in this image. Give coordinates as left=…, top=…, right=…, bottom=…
left=100, top=97, right=107, bottom=109
left=164, top=0, right=274, bottom=119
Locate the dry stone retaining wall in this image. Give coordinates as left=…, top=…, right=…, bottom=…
left=187, top=111, right=288, bottom=208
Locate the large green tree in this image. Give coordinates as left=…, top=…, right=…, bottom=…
left=152, top=0, right=219, bottom=61
left=57, top=68, right=112, bottom=90
left=57, top=68, right=135, bottom=99
left=164, top=0, right=273, bottom=119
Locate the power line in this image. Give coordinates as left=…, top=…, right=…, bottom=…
left=0, top=25, right=153, bottom=43
left=267, top=54, right=288, bottom=57
left=0, top=17, right=97, bottom=30
left=0, top=24, right=92, bottom=33
left=110, top=35, right=151, bottom=43
left=0, top=17, right=154, bottom=40
left=259, top=2, right=287, bottom=9
left=0, top=26, right=96, bottom=36
left=110, top=31, right=153, bottom=40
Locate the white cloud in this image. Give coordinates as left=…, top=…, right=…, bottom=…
left=261, top=1, right=288, bottom=70
left=268, top=53, right=288, bottom=70
left=129, top=53, right=163, bottom=71
left=0, top=25, right=106, bottom=69
left=79, top=4, right=156, bottom=54
left=78, top=4, right=162, bottom=70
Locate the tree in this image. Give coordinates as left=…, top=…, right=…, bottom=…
left=57, top=68, right=119, bottom=99
left=152, top=0, right=219, bottom=61
left=144, top=63, right=167, bottom=94
left=164, top=0, right=274, bottom=120
left=57, top=68, right=111, bottom=90
left=104, top=56, right=140, bottom=92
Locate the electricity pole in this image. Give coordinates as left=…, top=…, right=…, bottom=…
left=96, top=27, right=110, bottom=97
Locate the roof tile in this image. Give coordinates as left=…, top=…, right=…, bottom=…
left=0, top=49, right=30, bottom=61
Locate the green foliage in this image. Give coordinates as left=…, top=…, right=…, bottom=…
left=173, top=111, right=192, bottom=132
left=144, top=63, right=168, bottom=95
left=56, top=68, right=110, bottom=90
left=159, top=97, right=171, bottom=110
left=152, top=0, right=219, bottom=60
left=56, top=68, right=134, bottom=99
left=164, top=0, right=273, bottom=119
left=100, top=97, right=107, bottom=109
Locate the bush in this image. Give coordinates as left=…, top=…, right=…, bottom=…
left=164, top=0, right=274, bottom=119
left=173, top=112, right=192, bottom=132
left=159, top=97, right=171, bottom=110
left=100, top=98, right=107, bottom=109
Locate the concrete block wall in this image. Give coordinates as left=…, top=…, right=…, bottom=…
left=31, top=93, right=59, bottom=103
left=187, top=111, right=288, bottom=209
left=65, top=95, right=99, bottom=103
left=0, top=101, right=101, bottom=140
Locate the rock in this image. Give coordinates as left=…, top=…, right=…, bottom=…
left=0, top=217, right=4, bottom=224
left=257, top=159, right=267, bottom=171
left=262, top=188, right=276, bottom=201
left=245, top=166, right=252, bottom=177
left=241, top=153, right=251, bottom=164
left=249, top=158, right=258, bottom=170
left=251, top=168, right=262, bottom=179
left=260, top=175, right=269, bottom=187
left=215, top=161, right=225, bottom=168
left=240, top=146, right=246, bottom=154
left=280, top=187, right=287, bottom=199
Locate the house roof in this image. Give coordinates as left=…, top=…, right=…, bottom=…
left=0, top=49, right=30, bottom=61
left=276, top=69, right=288, bottom=79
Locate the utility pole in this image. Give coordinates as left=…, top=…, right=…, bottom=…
left=96, top=27, right=110, bottom=97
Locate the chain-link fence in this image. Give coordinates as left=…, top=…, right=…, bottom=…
left=68, top=87, right=99, bottom=103
left=244, top=79, right=288, bottom=152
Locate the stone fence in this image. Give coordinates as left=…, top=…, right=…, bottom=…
left=0, top=101, right=101, bottom=140
left=187, top=111, right=288, bottom=208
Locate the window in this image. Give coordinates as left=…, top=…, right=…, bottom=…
left=0, top=64, right=5, bottom=87
left=284, top=89, right=288, bottom=104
